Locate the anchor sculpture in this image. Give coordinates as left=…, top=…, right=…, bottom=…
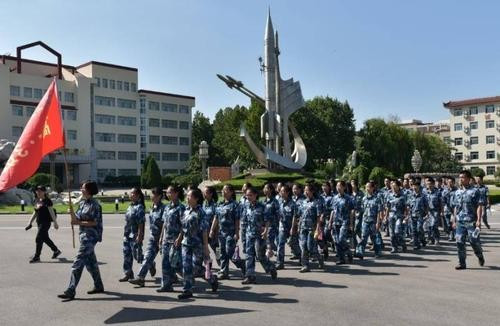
left=217, top=10, right=307, bottom=170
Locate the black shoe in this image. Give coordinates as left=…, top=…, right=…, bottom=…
left=336, top=260, right=346, bottom=265
left=87, top=287, right=104, bottom=294
left=290, top=255, right=300, bottom=260
left=318, top=258, right=325, bottom=269
left=178, top=291, right=193, bottom=300
left=57, top=291, right=75, bottom=300
left=484, top=223, right=490, bottom=230
left=129, top=278, right=145, bottom=287
left=242, top=276, right=256, bottom=284
left=150, top=263, right=156, bottom=277
left=323, top=248, right=329, bottom=260
left=240, top=264, right=246, bottom=277
left=422, top=241, right=427, bottom=247
left=156, top=286, right=174, bottom=292
left=455, top=264, right=466, bottom=270
left=414, top=246, right=421, bottom=250
left=347, top=255, right=353, bottom=264
left=275, top=263, right=284, bottom=270
left=430, top=239, right=435, bottom=245
left=119, top=274, right=133, bottom=282
left=299, top=266, right=310, bottom=273
left=52, top=250, right=62, bottom=259
left=211, top=277, right=219, bottom=292
left=390, top=248, right=398, bottom=254
left=402, top=245, right=407, bottom=253
left=354, top=253, right=364, bottom=260
left=29, top=256, right=40, bottom=263
left=270, top=267, right=278, bottom=280
left=478, top=256, right=485, bottom=266
left=217, top=273, right=229, bottom=280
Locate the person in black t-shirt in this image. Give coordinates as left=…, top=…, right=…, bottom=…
left=25, top=185, right=61, bottom=263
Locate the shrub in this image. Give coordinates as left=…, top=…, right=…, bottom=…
left=102, top=175, right=141, bottom=188
left=26, top=173, right=62, bottom=192
left=369, top=167, right=395, bottom=188
left=470, top=167, right=485, bottom=178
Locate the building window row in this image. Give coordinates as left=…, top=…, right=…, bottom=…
left=117, top=151, right=137, bottom=160
left=12, top=104, right=75, bottom=120
left=162, top=169, right=179, bottom=175
left=117, top=116, right=137, bottom=126
left=147, top=101, right=190, bottom=114
left=454, top=105, right=497, bottom=116
left=455, top=121, right=497, bottom=131
left=148, top=118, right=190, bottom=129
left=12, top=126, right=23, bottom=137
left=10, top=85, right=74, bottom=102
left=455, top=136, right=497, bottom=146
left=96, top=78, right=136, bottom=92
left=455, top=151, right=496, bottom=160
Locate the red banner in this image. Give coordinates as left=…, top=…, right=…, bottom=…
left=0, top=78, right=65, bottom=192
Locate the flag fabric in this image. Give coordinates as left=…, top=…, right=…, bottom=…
left=0, top=78, right=65, bottom=192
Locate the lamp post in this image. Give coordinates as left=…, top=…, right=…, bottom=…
left=199, top=141, right=209, bottom=181
left=411, top=149, right=422, bottom=174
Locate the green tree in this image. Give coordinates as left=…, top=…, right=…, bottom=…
left=470, top=167, right=486, bottom=178
left=141, top=155, right=162, bottom=188
left=191, top=111, right=215, bottom=164
left=369, top=167, right=395, bottom=187
left=291, top=96, right=356, bottom=171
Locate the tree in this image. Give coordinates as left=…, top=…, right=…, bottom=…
left=291, top=96, right=356, bottom=171
left=191, top=111, right=215, bottom=164
left=470, top=167, right=485, bottom=178
left=141, top=155, right=162, bottom=189
left=411, top=131, right=462, bottom=173
left=369, top=167, right=395, bottom=187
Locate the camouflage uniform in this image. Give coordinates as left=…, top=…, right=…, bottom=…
left=426, top=187, right=442, bottom=243
left=355, top=193, right=383, bottom=257
left=385, top=190, right=407, bottom=251
left=331, top=194, right=355, bottom=261
left=277, top=197, right=300, bottom=265
left=137, top=202, right=165, bottom=279
left=408, top=191, right=428, bottom=249
left=123, top=202, right=145, bottom=277
left=160, top=201, right=184, bottom=289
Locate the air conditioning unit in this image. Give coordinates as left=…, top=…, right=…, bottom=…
left=496, top=108, right=500, bottom=116
left=464, top=155, right=470, bottom=161
left=464, top=111, right=470, bottom=117
left=464, top=140, right=470, bottom=147
left=496, top=124, right=500, bottom=131
left=464, top=127, right=470, bottom=134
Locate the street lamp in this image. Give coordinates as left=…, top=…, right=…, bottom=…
left=199, top=141, right=209, bottom=180
left=411, top=149, right=422, bottom=174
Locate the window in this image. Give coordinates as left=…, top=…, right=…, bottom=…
left=66, top=110, right=77, bottom=120
left=453, top=109, right=462, bottom=116
left=455, top=152, right=463, bottom=160
left=179, top=105, right=189, bottom=114
left=95, top=96, right=115, bottom=107
left=148, top=101, right=160, bottom=111
left=26, top=107, right=35, bottom=117
left=149, top=118, right=160, bottom=127
left=179, top=121, right=189, bottom=129
left=470, top=121, right=478, bottom=130
left=162, top=136, right=178, bottom=145
left=470, top=137, right=478, bottom=145
left=11, top=105, right=23, bottom=116
left=486, top=120, right=495, bottom=128
left=110, top=80, right=115, bottom=89
left=64, top=92, right=75, bottom=103
left=149, top=135, right=160, bottom=144
left=117, top=116, right=137, bottom=126
left=117, top=134, right=136, bottom=143
left=162, top=119, right=177, bottom=128
left=162, top=152, right=178, bottom=161
left=97, top=151, right=116, bottom=160
left=131, top=83, right=137, bottom=92
left=96, top=132, right=115, bottom=142
left=117, top=98, right=136, bottom=109
left=118, top=169, right=137, bottom=176
left=95, top=77, right=100, bottom=87
left=12, top=126, right=23, bottom=137
left=117, top=81, right=122, bottom=90
left=486, top=151, right=495, bottom=159
left=118, top=151, right=137, bottom=160
left=486, top=135, right=495, bottom=144
left=23, top=87, right=32, bottom=98
left=179, top=153, right=189, bottom=161
left=10, top=86, right=20, bottom=96
left=148, top=152, right=160, bottom=161
left=66, top=130, right=77, bottom=140
left=124, top=82, right=130, bottom=91
left=162, top=103, right=178, bottom=112
left=34, top=88, right=43, bottom=99
left=443, top=136, right=450, bottom=143
left=485, top=105, right=495, bottom=113
left=487, top=166, right=496, bottom=175
left=102, top=78, right=108, bottom=88
left=469, top=106, right=478, bottom=115
left=470, top=151, right=479, bottom=160
left=163, top=169, right=178, bottom=175
left=97, top=169, right=116, bottom=179
left=179, top=137, right=190, bottom=146
left=95, top=114, right=115, bottom=124
left=454, top=123, right=462, bottom=131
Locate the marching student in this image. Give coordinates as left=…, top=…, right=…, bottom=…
left=385, top=180, right=408, bottom=253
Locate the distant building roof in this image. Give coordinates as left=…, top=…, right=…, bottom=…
left=138, top=89, right=195, bottom=100
left=76, top=61, right=137, bottom=72
left=443, top=96, right=500, bottom=108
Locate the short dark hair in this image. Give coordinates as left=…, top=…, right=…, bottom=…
left=168, top=184, right=185, bottom=201
left=205, top=186, right=218, bottom=203
left=222, top=184, right=237, bottom=201
left=460, top=170, right=472, bottom=179
left=82, top=180, right=98, bottom=196
left=188, top=188, right=204, bottom=206
left=427, top=177, right=435, bottom=183
left=151, top=186, right=164, bottom=198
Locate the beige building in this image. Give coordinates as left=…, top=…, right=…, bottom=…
left=443, top=96, right=500, bottom=178
left=398, top=119, right=451, bottom=142
left=0, top=41, right=194, bottom=186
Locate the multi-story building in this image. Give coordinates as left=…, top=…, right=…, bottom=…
left=398, top=119, right=451, bottom=142
left=0, top=41, right=194, bottom=186
left=443, top=96, right=500, bottom=179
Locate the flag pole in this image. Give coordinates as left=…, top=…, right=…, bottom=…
left=62, top=149, right=75, bottom=248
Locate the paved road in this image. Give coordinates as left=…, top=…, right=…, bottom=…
left=1, top=210, right=499, bottom=326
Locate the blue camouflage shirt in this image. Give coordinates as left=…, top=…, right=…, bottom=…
left=455, top=185, right=484, bottom=223
left=332, top=193, right=354, bottom=224
left=361, top=194, right=382, bottom=223
left=124, top=202, right=145, bottom=238
left=298, top=197, right=322, bottom=231
left=203, top=200, right=217, bottom=229
left=216, top=199, right=240, bottom=236
left=426, top=187, right=442, bottom=212
left=264, top=196, right=280, bottom=229
left=148, top=202, right=165, bottom=239
left=162, top=201, right=184, bottom=243
left=442, top=186, right=457, bottom=215
left=351, top=190, right=364, bottom=218
left=386, top=191, right=406, bottom=219
left=476, top=185, right=489, bottom=217
left=409, top=191, right=428, bottom=218
left=76, top=198, right=103, bottom=242
left=244, top=201, right=270, bottom=237
left=321, top=192, right=334, bottom=222
left=278, top=198, right=297, bottom=231
left=181, top=205, right=208, bottom=247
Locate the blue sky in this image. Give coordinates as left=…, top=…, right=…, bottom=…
left=2, top=0, right=500, bottom=128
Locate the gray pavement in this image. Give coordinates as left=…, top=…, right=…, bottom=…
left=1, top=211, right=500, bottom=326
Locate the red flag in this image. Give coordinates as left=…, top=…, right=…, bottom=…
left=0, top=79, right=65, bottom=192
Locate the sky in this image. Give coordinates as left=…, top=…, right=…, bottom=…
left=2, top=0, right=500, bottom=129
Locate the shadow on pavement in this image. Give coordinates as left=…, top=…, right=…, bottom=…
left=104, top=305, right=254, bottom=324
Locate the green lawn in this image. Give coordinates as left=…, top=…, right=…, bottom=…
left=0, top=200, right=153, bottom=215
